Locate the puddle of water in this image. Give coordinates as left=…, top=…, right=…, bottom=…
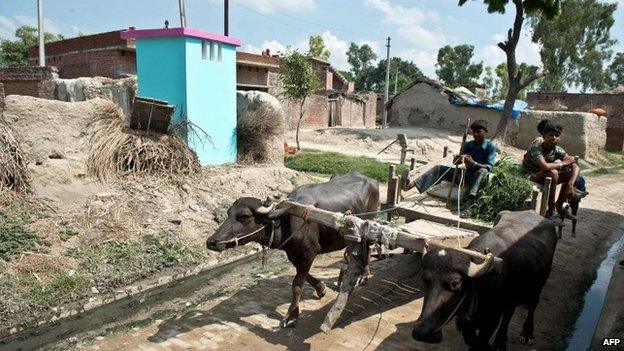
left=565, top=234, right=624, bottom=351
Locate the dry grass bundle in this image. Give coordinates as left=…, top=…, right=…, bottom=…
left=87, top=105, right=201, bottom=181
left=0, top=123, right=30, bottom=192
left=237, top=105, right=285, bottom=163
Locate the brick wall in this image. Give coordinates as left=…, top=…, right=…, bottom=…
left=41, top=49, right=136, bottom=79
left=237, top=65, right=269, bottom=87
left=0, top=66, right=58, bottom=109
left=526, top=92, right=624, bottom=151
left=281, top=95, right=329, bottom=129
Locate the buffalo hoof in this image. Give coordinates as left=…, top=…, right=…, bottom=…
left=280, top=319, right=297, bottom=329
left=519, top=335, right=534, bottom=346
left=316, top=284, right=327, bottom=299
left=356, top=274, right=370, bottom=286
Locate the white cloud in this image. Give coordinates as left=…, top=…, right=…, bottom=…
left=398, top=49, right=437, bottom=77
left=0, top=14, right=84, bottom=40
left=364, top=0, right=445, bottom=48
left=259, top=39, right=290, bottom=55
left=477, top=30, right=542, bottom=68
left=14, top=15, right=62, bottom=35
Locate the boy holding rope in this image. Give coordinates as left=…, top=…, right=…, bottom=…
left=414, top=119, right=496, bottom=217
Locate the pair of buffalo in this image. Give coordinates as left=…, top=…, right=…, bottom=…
left=206, top=173, right=559, bottom=350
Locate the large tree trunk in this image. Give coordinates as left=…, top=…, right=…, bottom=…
left=295, top=99, right=305, bottom=150
left=494, top=0, right=540, bottom=142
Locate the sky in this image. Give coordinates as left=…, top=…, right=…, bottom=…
left=1, top=0, right=623, bottom=78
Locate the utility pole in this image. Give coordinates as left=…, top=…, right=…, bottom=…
left=382, top=36, right=391, bottom=129
left=394, top=68, right=399, bottom=95
left=178, top=0, right=187, bottom=27
left=37, top=0, right=45, bottom=67
left=224, top=0, right=229, bottom=35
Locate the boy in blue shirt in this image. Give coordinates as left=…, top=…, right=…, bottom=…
left=414, top=119, right=496, bottom=214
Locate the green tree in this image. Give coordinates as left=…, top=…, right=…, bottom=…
left=370, top=57, right=425, bottom=93
left=435, top=44, right=483, bottom=87
left=337, top=70, right=355, bottom=82
left=607, top=52, right=624, bottom=87
left=492, top=62, right=539, bottom=100
left=346, top=43, right=377, bottom=90
left=0, top=25, right=64, bottom=67
left=307, top=35, right=330, bottom=61
left=280, top=50, right=322, bottom=150
left=482, top=66, right=501, bottom=99
left=529, top=0, right=617, bottom=92
left=459, top=0, right=561, bottom=140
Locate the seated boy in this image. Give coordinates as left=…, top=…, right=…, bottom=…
left=522, top=121, right=580, bottom=217
left=413, top=119, right=496, bottom=213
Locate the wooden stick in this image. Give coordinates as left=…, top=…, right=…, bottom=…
left=446, top=118, right=470, bottom=208
left=539, top=177, right=552, bottom=216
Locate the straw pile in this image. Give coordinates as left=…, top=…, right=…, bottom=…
left=237, top=105, right=285, bottom=163
left=0, top=123, right=30, bottom=192
left=87, top=104, right=201, bottom=181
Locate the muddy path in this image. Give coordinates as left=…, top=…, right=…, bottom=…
left=67, top=174, right=624, bottom=351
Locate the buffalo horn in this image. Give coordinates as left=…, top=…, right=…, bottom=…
left=467, top=253, right=495, bottom=278
left=255, top=202, right=275, bottom=215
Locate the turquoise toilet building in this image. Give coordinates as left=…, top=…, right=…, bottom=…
left=121, top=27, right=241, bottom=165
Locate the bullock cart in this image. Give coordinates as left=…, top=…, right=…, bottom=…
left=386, top=154, right=553, bottom=231
left=263, top=199, right=503, bottom=332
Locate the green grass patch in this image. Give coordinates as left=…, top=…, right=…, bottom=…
left=26, top=272, right=91, bottom=308
left=285, top=149, right=408, bottom=182
left=68, top=234, right=204, bottom=289
left=471, top=157, right=533, bottom=222
left=0, top=209, right=49, bottom=261
left=58, top=227, right=78, bottom=241
left=602, top=150, right=623, bottom=167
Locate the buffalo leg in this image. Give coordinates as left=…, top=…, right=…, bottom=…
left=306, top=274, right=326, bottom=299
left=456, top=317, right=477, bottom=347
left=519, top=303, right=537, bottom=345
left=472, top=311, right=502, bottom=351
left=281, top=259, right=313, bottom=328
left=493, top=306, right=516, bottom=351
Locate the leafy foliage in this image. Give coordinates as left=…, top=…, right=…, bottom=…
left=307, top=35, right=330, bottom=61
left=436, top=45, right=483, bottom=87
left=280, top=50, right=322, bottom=149
left=346, top=43, right=377, bottom=90
left=0, top=25, right=65, bottom=67
left=482, top=62, right=539, bottom=100
left=471, top=157, right=532, bottom=222
left=458, top=0, right=561, bottom=139
left=607, top=52, right=624, bottom=88
left=370, top=57, right=425, bottom=94
left=529, top=0, right=617, bottom=92
left=284, top=149, right=408, bottom=182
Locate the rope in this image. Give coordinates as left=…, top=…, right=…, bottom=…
left=214, top=222, right=271, bottom=246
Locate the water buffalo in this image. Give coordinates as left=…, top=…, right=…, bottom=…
left=206, top=172, right=379, bottom=328
left=412, top=210, right=558, bottom=350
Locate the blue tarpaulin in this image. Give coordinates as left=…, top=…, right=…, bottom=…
left=451, top=96, right=529, bottom=120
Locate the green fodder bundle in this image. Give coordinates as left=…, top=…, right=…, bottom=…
left=0, top=124, right=30, bottom=192
left=237, top=105, right=285, bottom=163
left=87, top=105, right=201, bottom=181
left=471, top=157, right=532, bottom=222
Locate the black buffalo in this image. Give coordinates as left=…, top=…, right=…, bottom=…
left=412, top=210, right=558, bottom=350
left=206, top=172, right=379, bottom=328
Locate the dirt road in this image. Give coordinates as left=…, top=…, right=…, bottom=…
left=74, top=174, right=624, bottom=351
